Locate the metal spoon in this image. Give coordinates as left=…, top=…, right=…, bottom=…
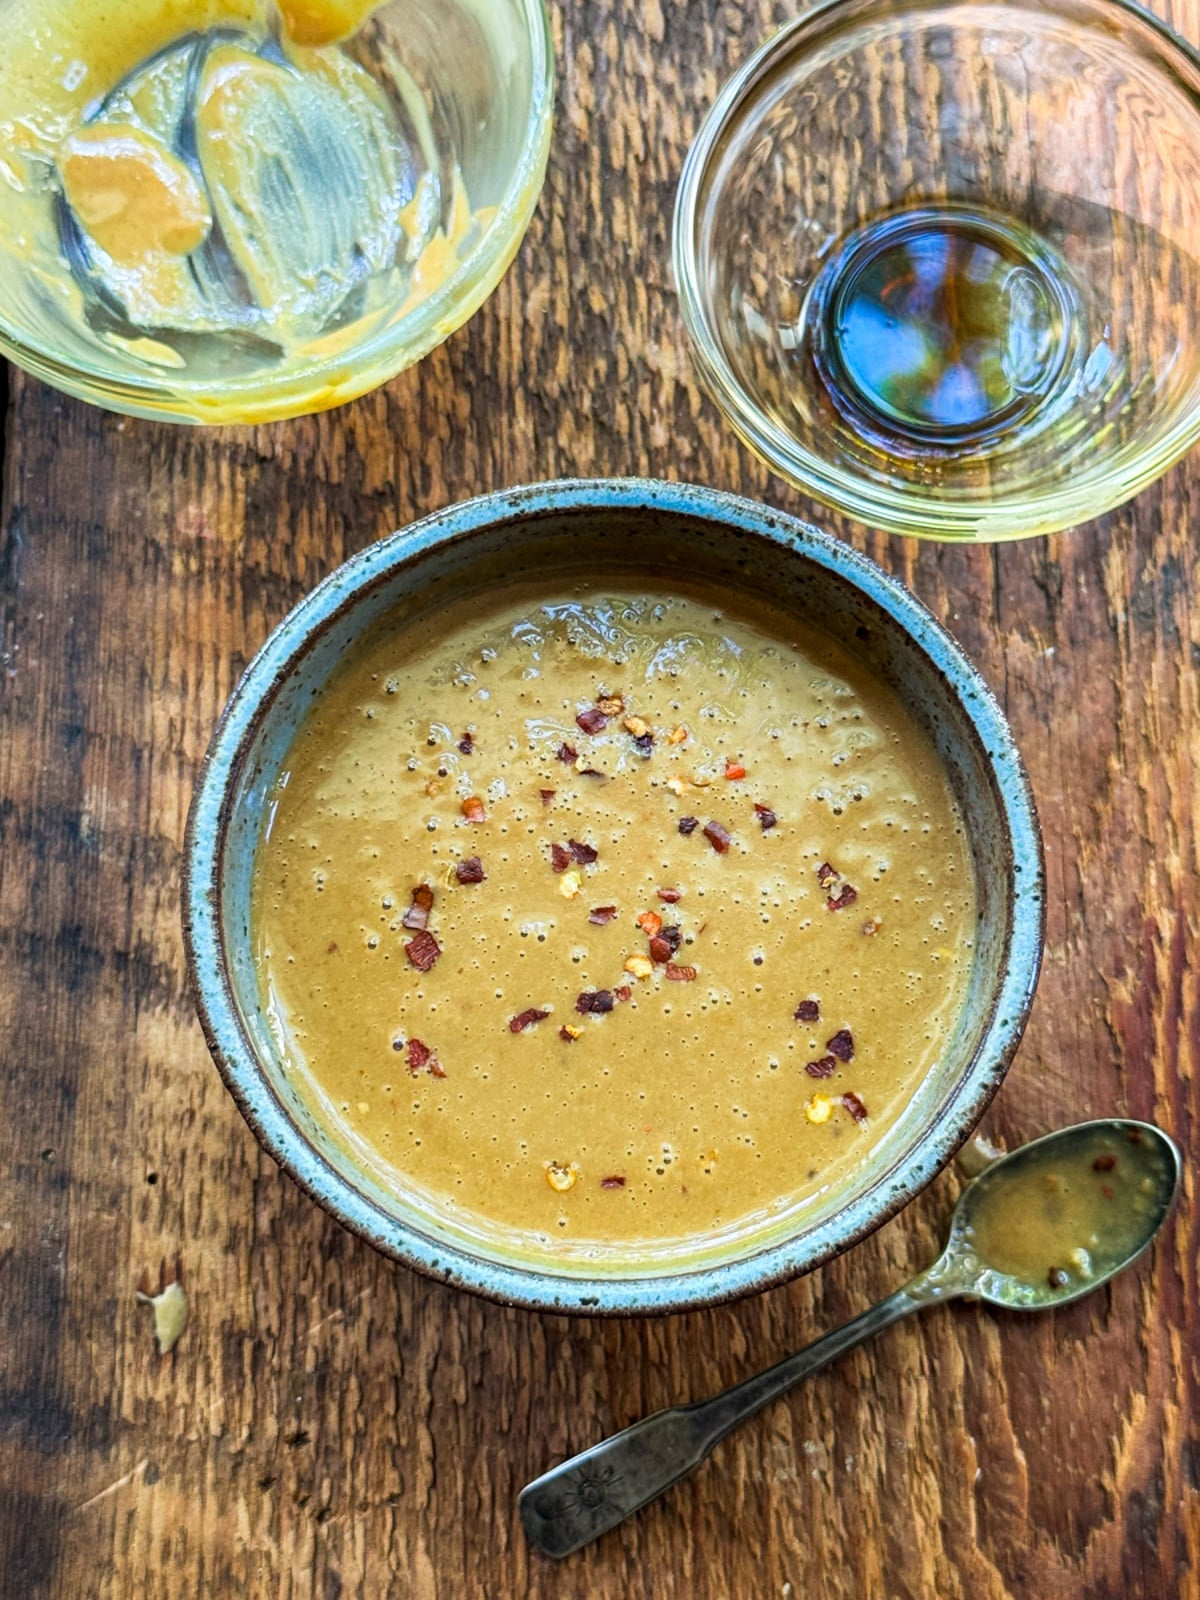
left=519, top=1118, right=1180, bottom=1560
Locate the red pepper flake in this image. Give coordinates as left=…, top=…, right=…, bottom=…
left=596, top=694, right=625, bottom=717
left=1100, top=1183, right=1116, bottom=1199
left=805, top=1056, right=837, bottom=1078
left=827, top=884, right=858, bottom=911
left=588, top=905, right=618, bottom=925
left=754, top=803, right=778, bottom=831
left=826, top=1028, right=855, bottom=1062
left=407, top=1037, right=443, bottom=1077
left=550, top=842, right=572, bottom=873
left=600, top=1175, right=627, bottom=1189
left=794, top=998, right=820, bottom=1023
left=458, top=732, right=475, bottom=755
left=633, top=732, right=655, bottom=755
left=404, top=929, right=441, bottom=972
left=666, top=964, right=697, bottom=982
left=678, top=817, right=699, bottom=836
left=568, top=838, right=598, bottom=865
left=540, top=788, right=556, bottom=806
left=659, top=925, right=682, bottom=953
left=816, top=861, right=838, bottom=889
left=702, top=820, right=732, bottom=854
left=402, top=883, right=435, bottom=931
left=575, top=989, right=615, bottom=1015
left=327, top=941, right=339, bottom=954
left=724, top=760, right=747, bottom=780
left=657, top=887, right=682, bottom=903
left=455, top=856, right=486, bottom=885
left=557, top=742, right=578, bottom=764
left=636, top=910, right=663, bottom=938
left=576, top=706, right=609, bottom=735
left=559, top=1025, right=579, bottom=1042
left=840, top=1091, right=869, bottom=1123
left=578, top=767, right=607, bottom=779
left=461, top=795, right=486, bottom=823
left=614, top=984, right=633, bottom=1002
left=1093, top=1153, right=1117, bottom=1171
left=648, top=936, right=673, bottom=964
left=509, top=1007, right=551, bottom=1034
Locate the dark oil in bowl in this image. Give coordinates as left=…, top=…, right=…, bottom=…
left=810, top=204, right=1082, bottom=458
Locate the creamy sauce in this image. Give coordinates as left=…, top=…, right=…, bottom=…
left=251, top=583, right=977, bottom=1261
left=0, top=0, right=488, bottom=403
left=965, top=1124, right=1173, bottom=1294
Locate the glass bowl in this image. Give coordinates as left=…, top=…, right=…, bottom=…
left=0, top=0, right=553, bottom=424
left=674, top=0, right=1200, bottom=541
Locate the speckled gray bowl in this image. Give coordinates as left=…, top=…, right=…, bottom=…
left=183, top=480, right=1044, bottom=1315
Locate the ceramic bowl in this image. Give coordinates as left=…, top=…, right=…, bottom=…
left=183, top=480, right=1044, bottom=1313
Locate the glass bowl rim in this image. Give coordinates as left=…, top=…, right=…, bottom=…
left=672, top=0, right=1200, bottom=540
left=0, top=0, right=555, bottom=421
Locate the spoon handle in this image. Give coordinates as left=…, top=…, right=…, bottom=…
left=519, top=1282, right=929, bottom=1559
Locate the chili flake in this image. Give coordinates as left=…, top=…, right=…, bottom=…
left=805, top=1056, right=837, bottom=1078
left=816, top=861, right=838, bottom=889
left=678, top=817, right=699, bottom=836
left=455, top=856, right=486, bottom=885
left=724, top=760, right=747, bottom=781
left=1093, top=1153, right=1117, bottom=1171
left=624, top=954, right=654, bottom=979
left=457, top=732, right=475, bottom=755
left=597, top=694, right=625, bottom=717
left=658, top=925, right=682, bottom=953
left=406, top=1037, right=439, bottom=1075
left=546, top=1161, right=578, bottom=1193
left=557, top=742, right=578, bottom=764
left=633, top=732, right=655, bottom=755
left=702, top=820, right=732, bottom=854
left=576, top=707, right=609, bottom=735
left=666, top=964, right=697, bottom=982
left=404, top=929, right=441, bottom=972
left=568, top=838, right=598, bottom=865
left=509, top=1008, right=551, bottom=1034
left=657, top=887, right=683, bottom=903
left=794, top=999, right=820, bottom=1024
left=648, top=935, right=673, bottom=964
left=600, top=1175, right=627, bottom=1189
left=614, top=984, right=633, bottom=1002
left=461, top=795, right=486, bottom=823
left=589, top=906, right=618, bottom=925
left=754, top=803, right=778, bottom=831
left=805, top=1094, right=833, bottom=1124
left=540, top=788, right=556, bottom=806
left=840, top=1091, right=869, bottom=1123
left=623, top=715, right=649, bottom=737
left=575, top=989, right=615, bottom=1015
left=668, top=725, right=688, bottom=744
left=550, top=842, right=572, bottom=873
left=559, top=1025, right=582, bottom=1042
left=826, top=1029, right=855, bottom=1062
left=636, top=910, right=663, bottom=938
left=402, top=883, right=434, bottom=930
left=827, top=884, right=858, bottom=911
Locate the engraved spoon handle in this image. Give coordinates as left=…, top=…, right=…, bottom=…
left=519, top=1280, right=937, bottom=1559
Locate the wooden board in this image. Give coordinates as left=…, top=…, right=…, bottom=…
left=2, top=1, right=1198, bottom=1594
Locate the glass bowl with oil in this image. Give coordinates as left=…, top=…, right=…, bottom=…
left=674, top=0, right=1200, bottom=541
left=0, top=0, right=553, bottom=424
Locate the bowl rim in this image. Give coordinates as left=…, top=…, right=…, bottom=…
left=672, top=0, right=1200, bottom=541
left=182, top=477, right=1046, bottom=1315
left=0, top=0, right=555, bottom=423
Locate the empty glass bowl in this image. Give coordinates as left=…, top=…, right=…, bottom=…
left=674, top=0, right=1200, bottom=540
left=0, top=0, right=553, bottom=423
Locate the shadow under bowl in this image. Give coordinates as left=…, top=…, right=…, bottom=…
left=183, top=480, right=1044, bottom=1313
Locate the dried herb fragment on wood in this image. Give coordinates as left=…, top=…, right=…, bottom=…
left=456, top=856, right=486, bottom=884
left=550, top=842, right=572, bottom=873
left=575, top=989, right=615, bottom=1015
left=840, top=1091, right=868, bottom=1123
left=826, top=1029, right=855, bottom=1062
left=589, top=906, right=618, bottom=925
left=568, top=838, right=598, bottom=865
left=557, top=742, right=578, bottom=764
left=461, top=795, right=486, bottom=822
left=509, top=1008, right=550, bottom=1034
left=806, top=1056, right=837, bottom=1078
left=402, top=883, right=435, bottom=930
left=600, top=1175, right=626, bottom=1189
left=404, top=929, right=441, bottom=972
left=657, top=887, right=682, bottom=903
left=666, top=964, right=697, bottom=982
left=458, top=732, right=475, bottom=755
left=703, top=820, right=731, bottom=854
left=827, top=884, right=858, bottom=911
left=754, top=803, right=777, bottom=831
left=794, top=999, right=820, bottom=1023
left=576, top=706, right=609, bottom=735
left=678, top=816, right=699, bottom=836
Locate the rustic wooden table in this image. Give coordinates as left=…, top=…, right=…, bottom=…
left=2, top=1, right=1199, bottom=1595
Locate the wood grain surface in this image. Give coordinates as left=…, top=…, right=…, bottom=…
left=2, top=1, right=1199, bottom=1595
